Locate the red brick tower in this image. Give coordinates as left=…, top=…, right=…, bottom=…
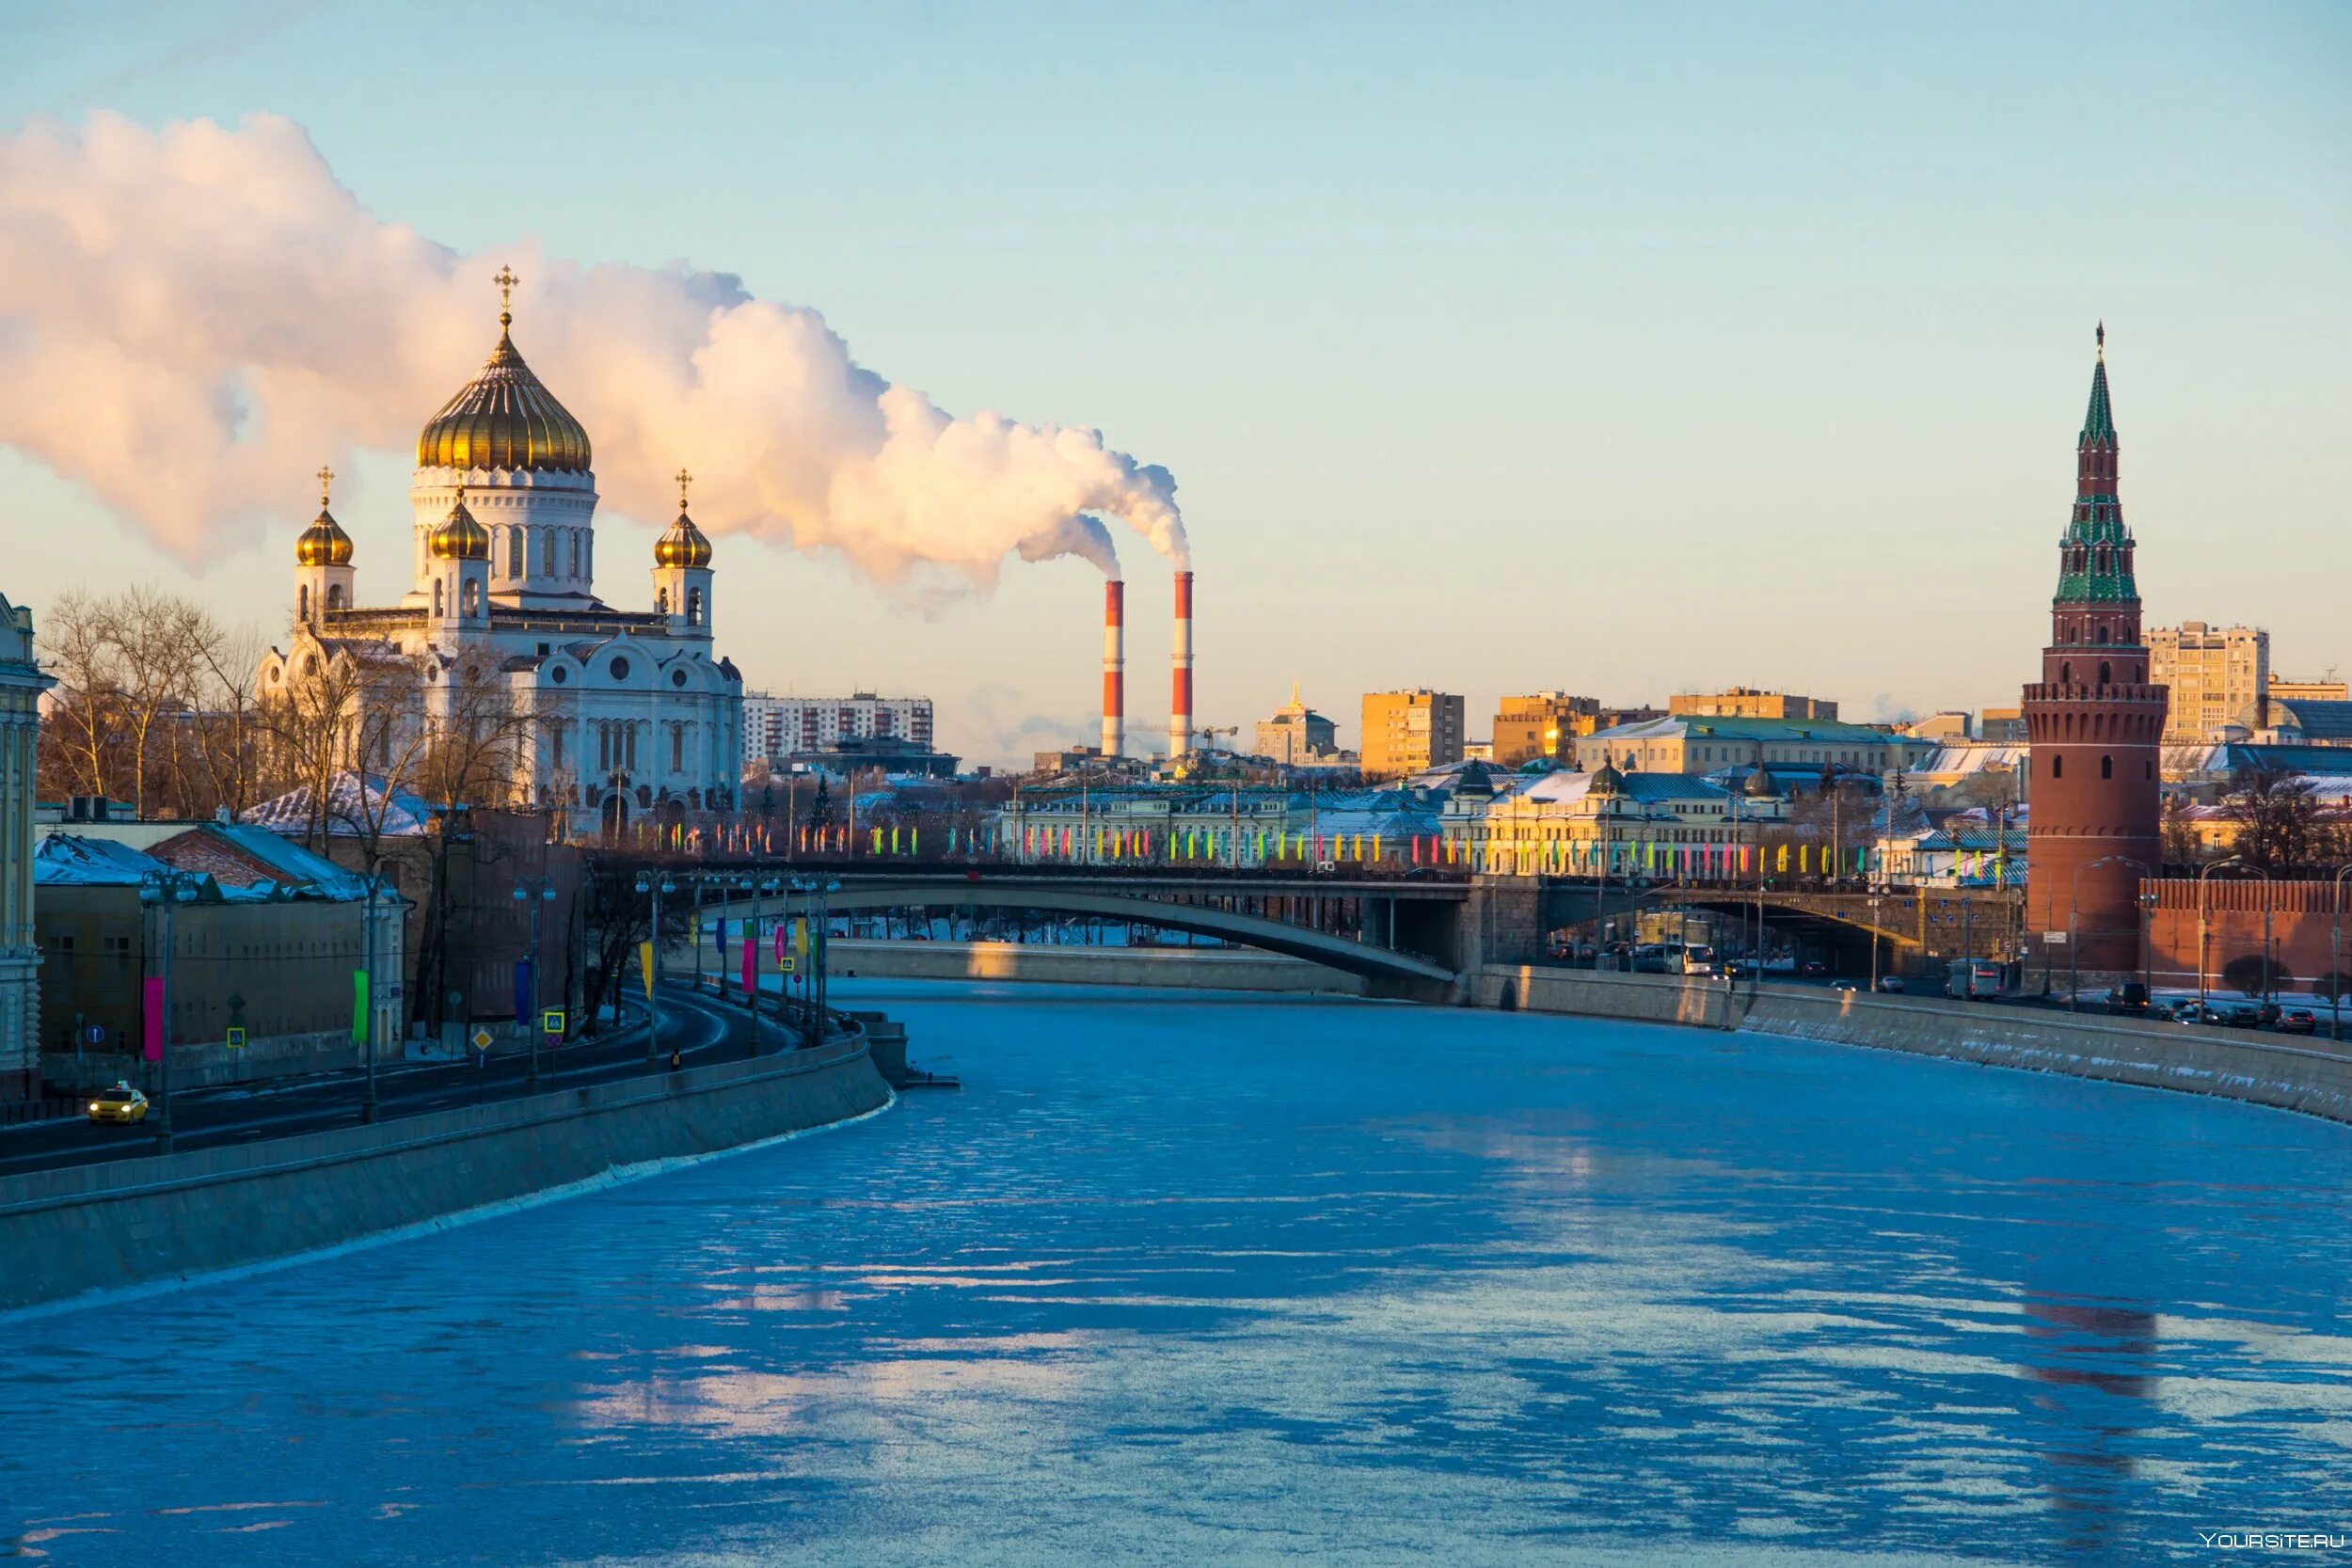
left=2022, top=326, right=2169, bottom=971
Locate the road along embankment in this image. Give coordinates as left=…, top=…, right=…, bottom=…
left=0, top=1039, right=892, bottom=1315
left=1474, top=966, right=2352, bottom=1128
left=828, top=939, right=1368, bottom=995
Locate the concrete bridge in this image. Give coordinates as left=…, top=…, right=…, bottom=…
left=670, top=860, right=2024, bottom=995
left=692, top=870, right=1469, bottom=999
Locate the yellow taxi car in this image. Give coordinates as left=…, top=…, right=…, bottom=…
left=87, top=1082, right=149, bottom=1125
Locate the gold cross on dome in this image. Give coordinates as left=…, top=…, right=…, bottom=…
left=316, top=465, right=334, bottom=508
left=675, top=467, right=693, bottom=512
left=493, top=264, right=518, bottom=324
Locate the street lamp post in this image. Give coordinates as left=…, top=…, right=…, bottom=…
left=360, top=860, right=381, bottom=1123
left=2197, top=856, right=2251, bottom=1016
left=2331, top=864, right=2352, bottom=1043
left=633, top=872, right=674, bottom=1069
left=143, top=868, right=200, bottom=1153
left=513, top=877, right=557, bottom=1086
left=1867, top=890, right=1883, bottom=992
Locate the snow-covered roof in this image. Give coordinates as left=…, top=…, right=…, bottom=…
left=33, top=834, right=164, bottom=886
left=244, top=773, right=435, bottom=838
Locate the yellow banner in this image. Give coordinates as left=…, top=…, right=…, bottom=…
left=639, top=941, right=655, bottom=997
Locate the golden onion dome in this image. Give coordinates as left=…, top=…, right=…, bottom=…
left=429, top=490, right=491, bottom=562
left=654, top=513, right=713, bottom=569
left=295, top=465, right=354, bottom=565
left=654, top=467, right=712, bottom=567
left=295, top=507, right=353, bottom=566
left=415, top=269, right=592, bottom=473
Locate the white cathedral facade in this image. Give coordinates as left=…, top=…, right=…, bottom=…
left=260, top=270, right=742, bottom=838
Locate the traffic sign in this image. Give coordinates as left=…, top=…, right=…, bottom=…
left=225, top=1026, right=246, bottom=1050
left=541, top=1008, right=565, bottom=1036
left=83, top=1023, right=104, bottom=1046
left=471, top=1028, right=495, bottom=1051
left=780, top=957, right=796, bottom=974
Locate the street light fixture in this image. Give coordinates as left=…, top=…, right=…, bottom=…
left=632, top=872, right=676, bottom=1069
left=513, top=878, right=557, bottom=1086
left=141, top=868, right=201, bottom=1154
left=2196, top=855, right=2256, bottom=1016
left=2329, top=863, right=2352, bottom=1044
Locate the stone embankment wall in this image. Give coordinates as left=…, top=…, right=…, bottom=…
left=0, top=1043, right=891, bottom=1314
left=829, top=939, right=1368, bottom=995
left=1475, top=966, right=2352, bottom=1127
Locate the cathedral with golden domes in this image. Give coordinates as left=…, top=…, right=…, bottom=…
left=259, top=270, right=742, bottom=837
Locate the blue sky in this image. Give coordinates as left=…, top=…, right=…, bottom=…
left=3, top=1, right=2347, bottom=764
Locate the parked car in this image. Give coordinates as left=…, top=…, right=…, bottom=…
left=2211, top=1001, right=2269, bottom=1029
left=2170, top=998, right=2216, bottom=1024
left=2105, top=982, right=2151, bottom=1016
left=1800, top=961, right=1828, bottom=979
left=2278, top=1008, right=2317, bottom=1036
left=86, top=1082, right=148, bottom=1125
left=1874, top=974, right=1904, bottom=993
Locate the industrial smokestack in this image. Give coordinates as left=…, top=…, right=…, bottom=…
left=1170, top=569, right=1194, bottom=757
left=1102, top=579, right=1125, bottom=757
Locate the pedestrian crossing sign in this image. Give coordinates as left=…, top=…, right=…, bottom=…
left=780, top=957, right=796, bottom=974
left=225, top=1027, right=246, bottom=1050
left=541, top=1009, right=565, bottom=1035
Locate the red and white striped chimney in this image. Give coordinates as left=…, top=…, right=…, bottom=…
left=1101, top=579, right=1124, bottom=758
left=1169, top=569, right=1194, bottom=757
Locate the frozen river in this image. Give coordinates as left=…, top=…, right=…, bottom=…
left=6, top=981, right=2350, bottom=1564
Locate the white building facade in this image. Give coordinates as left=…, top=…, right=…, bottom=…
left=0, top=593, right=51, bottom=1100
left=260, top=275, right=741, bottom=838
left=742, top=692, right=934, bottom=771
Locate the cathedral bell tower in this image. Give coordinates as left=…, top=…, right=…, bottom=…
left=2021, top=325, right=2169, bottom=972
left=293, top=466, right=355, bottom=626
left=425, top=486, right=492, bottom=642
left=650, top=467, right=714, bottom=641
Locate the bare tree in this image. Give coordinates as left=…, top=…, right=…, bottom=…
left=2221, top=769, right=2326, bottom=875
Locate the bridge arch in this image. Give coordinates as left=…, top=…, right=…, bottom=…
left=697, top=879, right=1458, bottom=991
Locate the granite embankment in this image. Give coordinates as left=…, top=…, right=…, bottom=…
left=1476, top=966, right=2352, bottom=1127
left=0, top=1039, right=891, bottom=1314
left=830, top=939, right=1367, bottom=995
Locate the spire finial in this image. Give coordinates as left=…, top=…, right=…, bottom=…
left=2096, top=320, right=2105, bottom=359
left=1290, top=678, right=1300, bottom=706
left=492, top=264, right=518, bottom=329
left=675, top=467, right=692, bottom=514
left=316, top=464, right=334, bottom=510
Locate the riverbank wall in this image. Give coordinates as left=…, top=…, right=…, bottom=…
left=829, top=939, right=1368, bottom=995
left=0, top=1041, right=892, bottom=1314
left=1475, top=966, right=2352, bottom=1127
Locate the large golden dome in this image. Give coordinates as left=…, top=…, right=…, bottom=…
left=429, top=490, right=491, bottom=562
left=416, top=274, right=592, bottom=473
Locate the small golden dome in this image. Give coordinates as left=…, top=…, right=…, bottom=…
left=296, top=465, right=354, bottom=565
left=429, top=491, right=491, bottom=562
left=655, top=512, right=712, bottom=569
left=654, top=467, right=711, bottom=567
left=295, top=508, right=353, bottom=566
left=415, top=268, right=592, bottom=473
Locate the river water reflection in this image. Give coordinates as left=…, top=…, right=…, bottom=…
left=7, top=982, right=2350, bottom=1565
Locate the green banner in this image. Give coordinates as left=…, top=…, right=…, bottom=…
left=352, top=970, right=370, bottom=1044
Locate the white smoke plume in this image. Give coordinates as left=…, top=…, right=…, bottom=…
left=0, top=113, right=1187, bottom=589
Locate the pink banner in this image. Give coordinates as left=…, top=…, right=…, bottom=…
left=741, top=930, right=757, bottom=994
left=142, top=976, right=165, bottom=1061
left=773, top=924, right=787, bottom=961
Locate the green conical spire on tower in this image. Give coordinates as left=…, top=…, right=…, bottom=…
left=2081, top=321, right=2115, bottom=443
left=2054, top=323, right=2136, bottom=605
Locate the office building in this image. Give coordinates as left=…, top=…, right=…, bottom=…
left=1255, top=685, right=1341, bottom=766
left=1360, top=690, right=1465, bottom=779
left=2148, top=622, right=2266, bottom=745
left=1668, top=688, right=1838, bottom=721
